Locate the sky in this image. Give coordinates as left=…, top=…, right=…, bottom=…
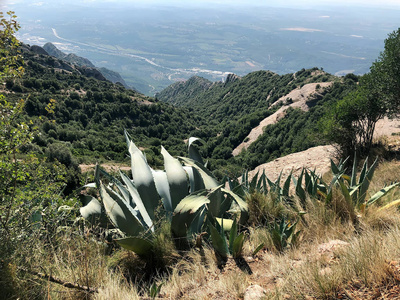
left=3, top=0, right=400, bottom=9
left=76, top=0, right=400, bottom=8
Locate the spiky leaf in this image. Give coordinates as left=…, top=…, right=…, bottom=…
left=188, top=137, right=205, bottom=165
left=171, top=193, right=210, bottom=238
left=79, top=195, right=109, bottom=227
left=366, top=182, right=400, bottom=207
left=209, top=222, right=229, bottom=259
left=232, top=233, right=245, bottom=258
left=152, top=170, right=172, bottom=212
left=100, top=183, right=145, bottom=236
left=128, top=140, right=160, bottom=221
left=161, top=146, right=189, bottom=210
left=120, top=170, right=154, bottom=230
left=179, top=156, right=219, bottom=189
left=115, top=237, right=153, bottom=256
left=183, top=166, right=205, bottom=193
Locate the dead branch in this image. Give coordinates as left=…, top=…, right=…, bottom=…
left=19, top=267, right=98, bottom=294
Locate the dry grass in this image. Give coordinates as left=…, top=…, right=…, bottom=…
left=3, top=159, right=400, bottom=300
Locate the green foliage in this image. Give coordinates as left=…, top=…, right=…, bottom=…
left=0, top=11, right=24, bottom=79
left=370, top=28, right=400, bottom=116
left=270, top=217, right=300, bottom=253
left=209, top=218, right=246, bottom=259
left=321, top=80, right=384, bottom=157
left=149, top=282, right=164, bottom=300
left=323, top=28, right=400, bottom=157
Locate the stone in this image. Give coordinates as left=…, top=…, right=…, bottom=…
left=243, top=284, right=266, bottom=300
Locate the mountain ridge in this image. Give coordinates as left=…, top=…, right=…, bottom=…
left=42, top=42, right=130, bottom=89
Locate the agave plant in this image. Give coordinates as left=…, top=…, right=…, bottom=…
left=227, top=169, right=292, bottom=203
left=79, top=131, right=248, bottom=255
left=209, top=217, right=246, bottom=259
left=270, top=217, right=300, bottom=253
left=314, top=155, right=400, bottom=212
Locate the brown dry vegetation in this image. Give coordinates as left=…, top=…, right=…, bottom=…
left=5, top=158, right=400, bottom=300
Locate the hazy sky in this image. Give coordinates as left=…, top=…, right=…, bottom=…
left=77, top=0, right=400, bottom=8
left=3, top=0, right=400, bottom=8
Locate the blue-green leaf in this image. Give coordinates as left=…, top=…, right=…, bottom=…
left=161, top=146, right=189, bottom=210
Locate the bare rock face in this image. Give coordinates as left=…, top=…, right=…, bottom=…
left=244, top=284, right=266, bottom=300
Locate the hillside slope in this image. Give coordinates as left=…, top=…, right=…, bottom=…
left=233, top=82, right=333, bottom=156
left=5, top=44, right=199, bottom=163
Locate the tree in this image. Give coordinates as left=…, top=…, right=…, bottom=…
left=0, top=12, right=67, bottom=244
left=0, top=11, right=24, bottom=79
left=370, top=28, right=400, bottom=117
left=322, top=28, right=400, bottom=157
left=322, top=80, right=385, bottom=157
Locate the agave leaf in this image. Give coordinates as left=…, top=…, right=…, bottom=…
left=228, top=218, right=238, bottom=254
left=358, top=157, right=369, bottom=185
left=275, top=170, right=283, bottom=187
left=294, top=169, right=306, bottom=205
left=366, top=182, right=400, bottom=207
left=179, top=156, right=219, bottom=189
left=100, top=183, right=145, bottom=236
left=190, top=206, right=207, bottom=235
left=232, top=233, right=245, bottom=258
left=259, top=170, right=268, bottom=194
left=249, top=171, right=259, bottom=193
left=252, top=242, right=265, bottom=256
left=152, top=169, right=172, bottom=213
left=256, top=171, right=264, bottom=192
left=115, top=237, right=153, bottom=256
left=378, top=198, right=400, bottom=211
left=304, top=169, right=313, bottom=195
left=282, top=172, right=292, bottom=197
left=221, top=188, right=249, bottom=224
left=128, top=140, right=160, bottom=221
left=79, top=195, right=109, bottom=227
left=84, top=182, right=96, bottom=189
left=171, top=193, right=210, bottom=238
left=94, top=164, right=101, bottom=188
left=358, top=157, right=378, bottom=204
left=267, top=176, right=277, bottom=193
left=120, top=170, right=154, bottom=230
left=188, top=137, right=205, bottom=165
left=216, top=217, right=234, bottom=232
left=351, top=153, right=358, bottom=187
left=183, top=166, right=205, bottom=193
left=339, top=156, right=350, bottom=171
left=208, top=185, right=232, bottom=217
left=209, top=222, right=229, bottom=259
left=99, top=168, right=133, bottom=207
left=242, top=170, right=248, bottom=188
left=338, top=180, right=353, bottom=209
left=124, top=129, right=132, bottom=149
left=161, top=146, right=189, bottom=210
left=330, top=159, right=341, bottom=176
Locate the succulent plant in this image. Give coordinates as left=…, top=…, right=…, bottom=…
left=79, top=131, right=248, bottom=255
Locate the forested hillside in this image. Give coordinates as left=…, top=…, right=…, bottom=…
left=4, top=44, right=201, bottom=167
left=5, top=43, right=361, bottom=181
left=157, top=68, right=359, bottom=172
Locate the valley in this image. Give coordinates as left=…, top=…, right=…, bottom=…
left=5, top=1, right=400, bottom=95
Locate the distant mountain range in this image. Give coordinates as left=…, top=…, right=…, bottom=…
left=41, top=42, right=131, bottom=89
